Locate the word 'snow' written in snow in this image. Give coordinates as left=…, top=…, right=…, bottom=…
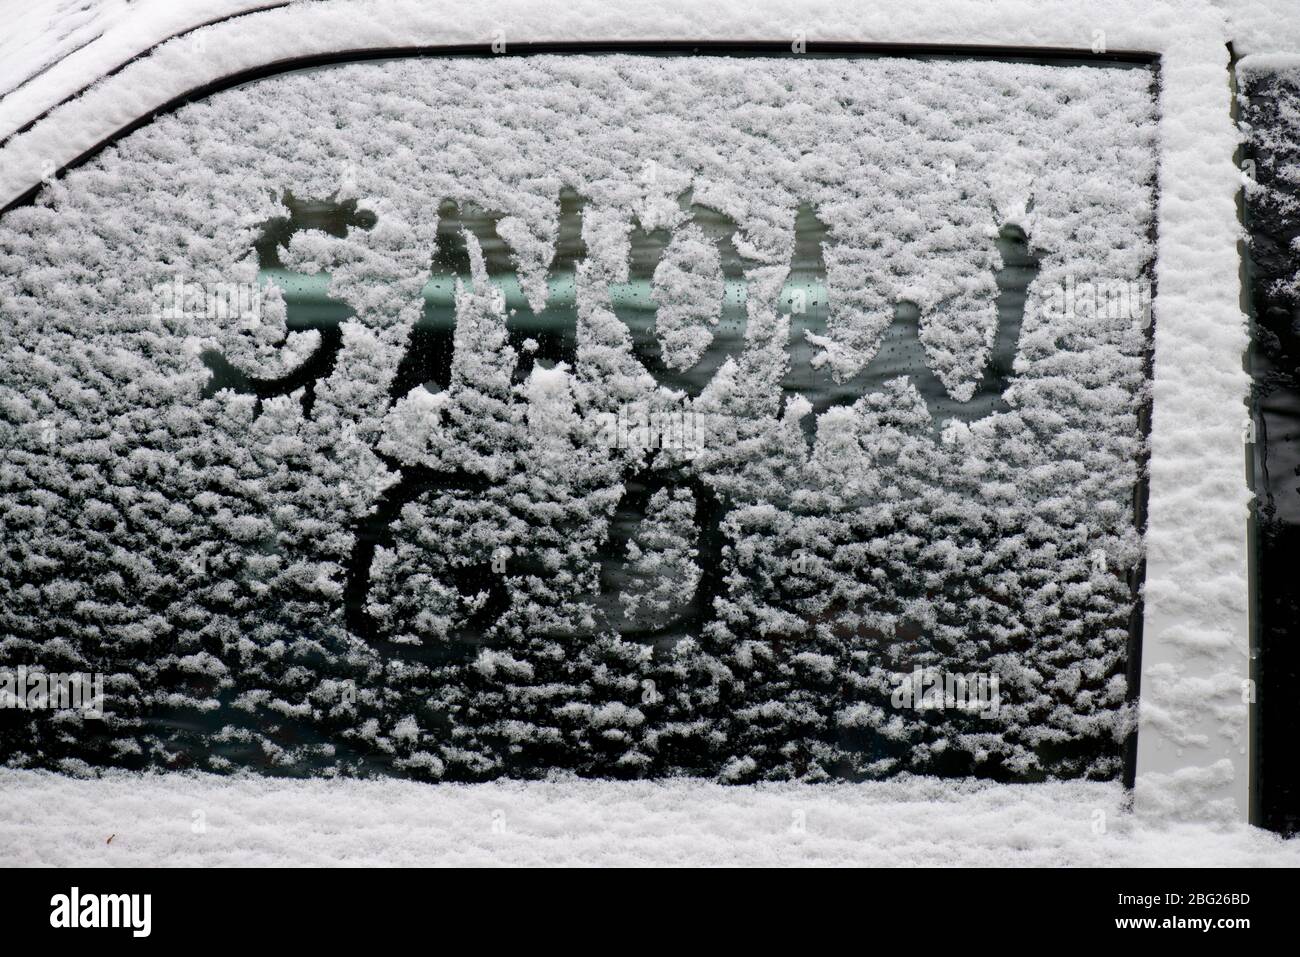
left=195, top=188, right=1052, bottom=652
left=50, top=888, right=151, bottom=938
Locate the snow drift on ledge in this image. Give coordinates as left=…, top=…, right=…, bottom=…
left=2, top=769, right=1297, bottom=866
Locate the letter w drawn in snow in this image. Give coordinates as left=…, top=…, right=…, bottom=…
left=199, top=188, right=1040, bottom=650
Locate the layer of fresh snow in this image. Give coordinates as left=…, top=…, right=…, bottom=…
left=0, top=0, right=294, bottom=143
left=0, top=0, right=1287, bottom=131
left=0, top=54, right=1156, bottom=783
left=0, top=0, right=1284, bottom=818
left=0, top=0, right=1252, bottom=211
left=1, top=769, right=1295, bottom=866
left=1213, top=0, right=1300, bottom=57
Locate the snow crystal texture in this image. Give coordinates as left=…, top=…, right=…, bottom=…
left=5, top=768, right=1298, bottom=867
left=0, top=54, right=1157, bottom=783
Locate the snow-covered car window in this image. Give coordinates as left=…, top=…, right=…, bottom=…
left=0, top=54, right=1156, bottom=782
